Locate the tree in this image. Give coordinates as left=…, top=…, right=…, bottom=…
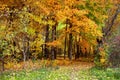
left=94, top=1, right=120, bottom=67
left=0, top=0, right=118, bottom=71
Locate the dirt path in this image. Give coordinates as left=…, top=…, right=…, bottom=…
left=60, top=61, right=94, bottom=70
left=70, top=62, right=94, bottom=80
left=58, top=61, right=95, bottom=80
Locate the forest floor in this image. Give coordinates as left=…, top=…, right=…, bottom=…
left=0, top=59, right=120, bottom=80
left=55, top=61, right=96, bottom=80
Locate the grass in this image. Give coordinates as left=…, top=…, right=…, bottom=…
left=0, top=68, right=51, bottom=80
left=0, top=67, right=120, bottom=80
left=0, top=67, right=70, bottom=80
left=90, top=67, right=120, bottom=80
left=0, top=60, right=120, bottom=80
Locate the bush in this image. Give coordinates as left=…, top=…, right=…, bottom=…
left=109, top=36, right=120, bottom=67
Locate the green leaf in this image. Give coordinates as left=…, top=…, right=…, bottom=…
left=57, top=21, right=66, bottom=31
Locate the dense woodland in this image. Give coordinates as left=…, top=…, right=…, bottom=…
left=0, top=0, right=120, bottom=73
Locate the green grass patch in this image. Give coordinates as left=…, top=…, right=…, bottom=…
left=0, top=67, right=120, bottom=80
left=0, top=68, right=51, bottom=80
left=0, top=67, right=70, bottom=80
left=90, top=67, right=120, bottom=80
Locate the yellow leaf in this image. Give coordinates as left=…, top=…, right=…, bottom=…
left=100, top=59, right=106, bottom=63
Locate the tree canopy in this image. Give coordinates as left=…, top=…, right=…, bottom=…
left=0, top=0, right=120, bottom=71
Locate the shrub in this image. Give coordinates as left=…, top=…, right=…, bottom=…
left=109, top=36, right=120, bottom=67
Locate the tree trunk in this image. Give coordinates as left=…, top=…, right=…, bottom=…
left=22, top=37, right=29, bottom=68
left=41, top=44, right=44, bottom=59
left=44, top=25, right=49, bottom=59
left=51, top=23, right=57, bottom=60
left=51, top=27, right=55, bottom=60
left=75, top=36, right=81, bottom=60
left=22, top=38, right=26, bottom=68
left=75, top=43, right=80, bottom=60
left=64, top=25, right=67, bottom=59
left=54, top=24, right=57, bottom=59
left=68, top=23, right=72, bottom=60
left=26, top=40, right=30, bottom=60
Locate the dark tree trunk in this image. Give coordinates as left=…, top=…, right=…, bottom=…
left=54, top=24, right=57, bottom=59
left=75, top=43, right=80, bottom=60
left=73, top=40, right=76, bottom=59
left=51, top=27, right=55, bottom=60
left=26, top=40, right=30, bottom=60
left=75, top=36, right=81, bottom=60
left=44, top=25, right=49, bottom=59
left=51, top=22, right=57, bottom=60
left=68, top=33, right=72, bottom=60
left=68, top=23, right=72, bottom=60
left=41, top=44, right=44, bottom=59
left=12, top=41, right=16, bottom=59
left=64, top=25, right=67, bottom=59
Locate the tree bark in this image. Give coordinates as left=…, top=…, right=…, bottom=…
left=44, top=25, right=49, bottom=59
left=26, top=40, right=30, bottom=60
left=22, top=36, right=29, bottom=68
left=64, top=25, right=67, bottom=59
left=51, top=26, right=56, bottom=60
left=22, top=38, right=26, bottom=68
left=75, top=43, right=80, bottom=60
left=75, top=36, right=81, bottom=60
left=54, top=26, right=57, bottom=59
left=68, top=22, right=72, bottom=60
left=51, top=21, right=57, bottom=60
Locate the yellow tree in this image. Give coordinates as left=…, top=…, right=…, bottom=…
left=28, top=0, right=113, bottom=60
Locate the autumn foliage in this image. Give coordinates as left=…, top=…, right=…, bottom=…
left=0, top=0, right=120, bottom=71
